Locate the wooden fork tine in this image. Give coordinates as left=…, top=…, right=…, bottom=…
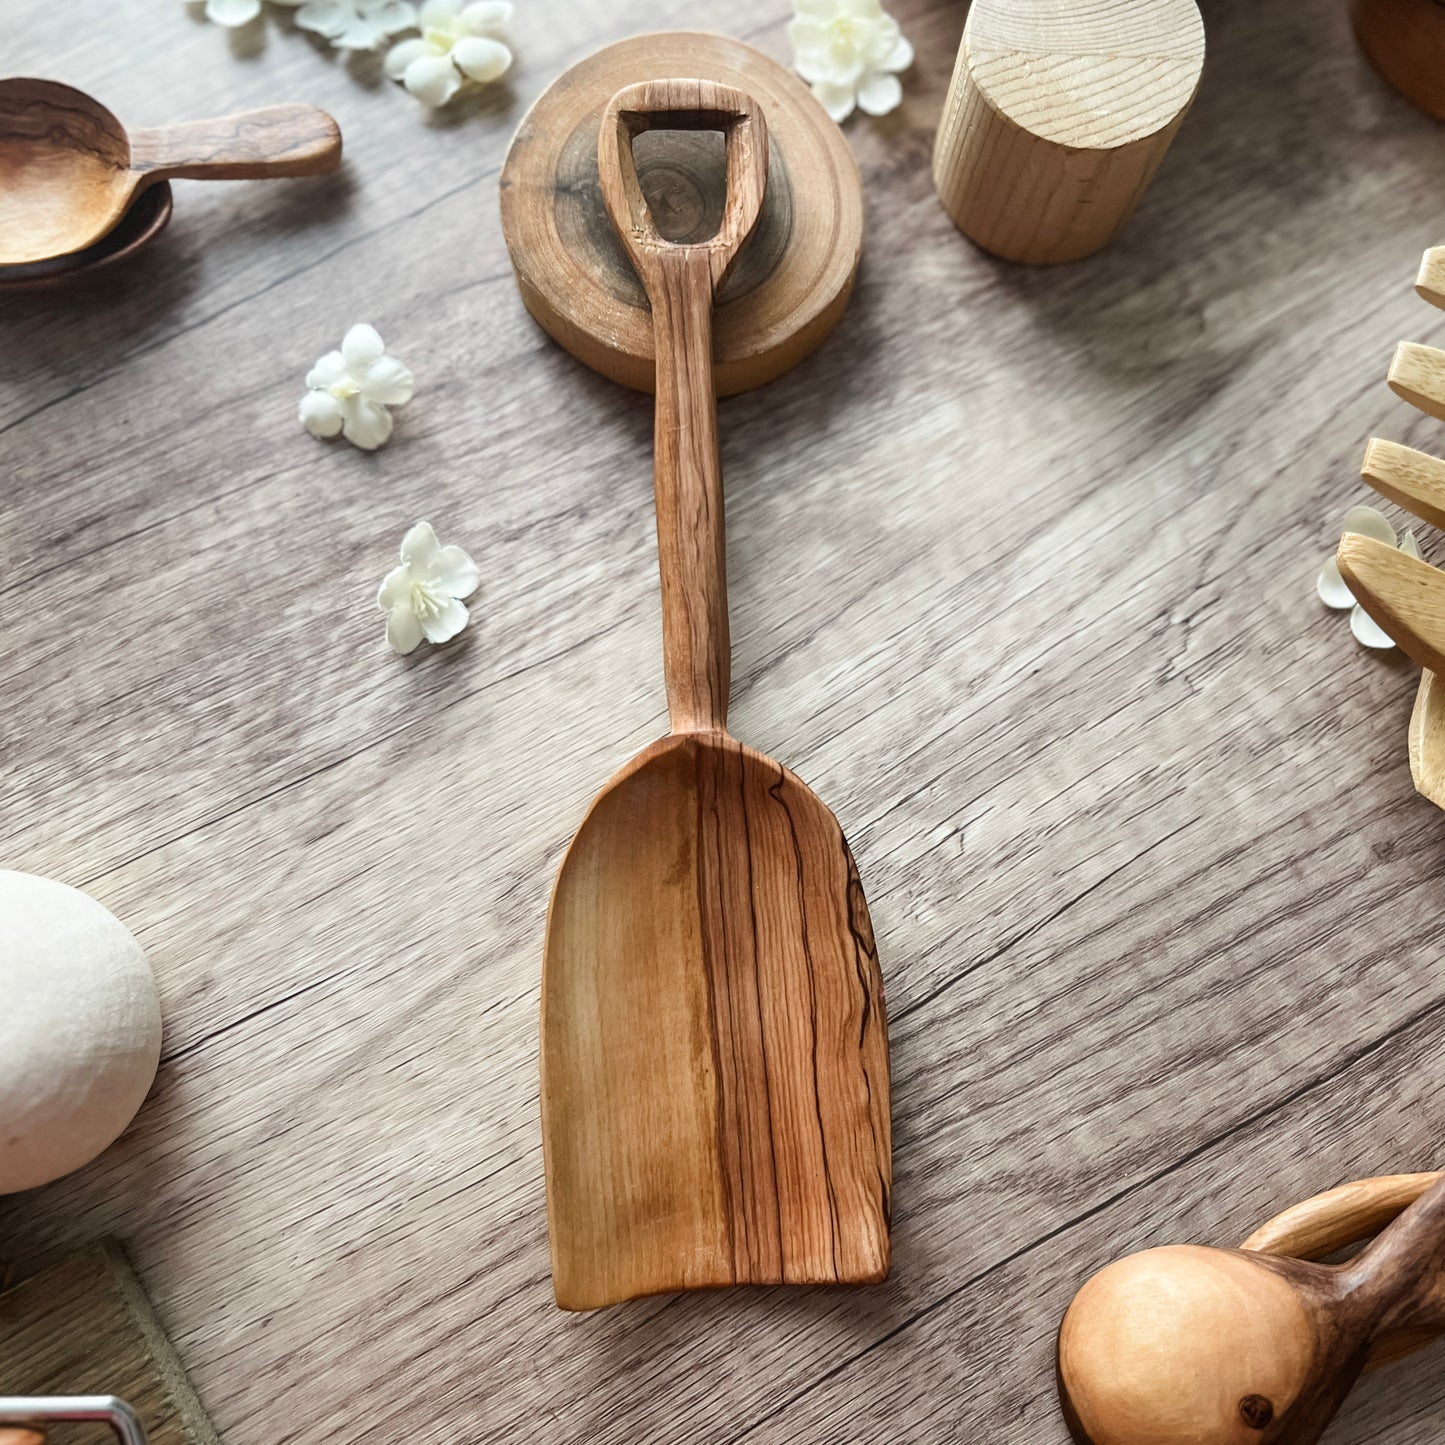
left=1337, top=532, right=1445, bottom=674
left=1417, top=246, right=1445, bottom=311
left=1361, top=438, right=1445, bottom=531
left=1389, top=341, right=1445, bottom=424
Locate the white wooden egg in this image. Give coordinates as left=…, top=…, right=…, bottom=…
left=0, top=870, right=162, bottom=1193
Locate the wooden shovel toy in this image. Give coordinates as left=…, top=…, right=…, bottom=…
left=1057, top=1171, right=1445, bottom=1444
left=539, top=80, right=891, bottom=1311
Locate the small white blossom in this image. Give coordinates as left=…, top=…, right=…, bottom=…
left=299, top=324, right=414, bottom=451
left=787, top=0, right=913, bottom=123
left=1317, top=504, right=1421, bottom=650
left=378, top=521, right=480, bottom=654
left=295, top=0, right=416, bottom=48
left=384, top=0, right=512, bottom=108
left=193, top=0, right=302, bottom=27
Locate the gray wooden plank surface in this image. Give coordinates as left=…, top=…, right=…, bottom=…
left=4, top=0, right=1445, bottom=1441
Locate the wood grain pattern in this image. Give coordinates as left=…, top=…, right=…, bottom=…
left=1059, top=1175, right=1445, bottom=1445
left=1417, top=246, right=1445, bottom=310
left=542, top=77, right=889, bottom=1310
left=0, top=1245, right=221, bottom=1445
left=499, top=33, right=862, bottom=394
left=3, top=0, right=1445, bottom=1438
left=932, top=0, right=1204, bottom=263
left=0, top=79, right=339, bottom=265
left=1337, top=534, right=1445, bottom=675
left=1361, top=438, right=1445, bottom=532
left=1388, top=341, right=1445, bottom=424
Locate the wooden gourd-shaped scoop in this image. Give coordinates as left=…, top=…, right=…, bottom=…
left=0, top=79, right=341, bottom=266
left=540, top=80, right=891, bottom=1311
left=1057, top=1171, right=1445, bottom=1444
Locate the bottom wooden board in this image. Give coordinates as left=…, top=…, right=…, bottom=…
left=0, top=1245, right=220, bottom=1445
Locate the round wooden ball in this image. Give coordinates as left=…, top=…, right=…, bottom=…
left=0, top=871, right=161, bottom=1193
left=499, top=31, right=863, bottom=395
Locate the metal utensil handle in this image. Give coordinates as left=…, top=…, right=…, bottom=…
left=0, top=1397, right=147, bottom=1445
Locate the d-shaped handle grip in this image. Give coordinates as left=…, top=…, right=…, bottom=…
left=596, top=78, right=768, bottom=298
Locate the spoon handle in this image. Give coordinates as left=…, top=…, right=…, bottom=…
left=1347, top=1170, right=1445, bottom=1349
left=596, top=79, right=768, bottom=736
left=128, top=105, right=340, bottom=181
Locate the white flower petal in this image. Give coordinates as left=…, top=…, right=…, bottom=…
left=418, top=0, right=460, bottom=28
left=299, top=389, right=345, bottom=438
left=404, top=53, right=464, bottom=106
left=1341, top=504, right=1396, bottom=547
left=387, top=603, right=426, bottom=654
left=818, top=36, right=867, bottom=86
left=342, top=396, right=394, bottom=449
left=882, top=33, right=914, bottom=72
left=1400, top=529, right=1423, bottom=561
left=856, top=70, right=902, bottom=115
left=294, top=0, right=347, bottom=35
left=787, top=16, right=829, bottom=49
left=452, top=33, right=510, bottom=81
left=461, top=0, right=511, bottom=32
left=332, top=15, right=389, bottom=47
left=305, top=350, right=346, bottom=390
left=342, top=323, right=386, bottom=373
left=385, top=35, right=442, bottom=77
left=1316, top=556, right=1355, bottom=610
left=378, top=564, right=413, bottom=610
left=204, top=0, right=262, bottom=24
left=400, top=521, right=441, bottom=570
left=361, top=354, right=415, bottom=406
left=1351, top=603, right=1397, bottom=650
left=427, top=544, right=481, bottom=598
left=419, top=595, right=469, bottom=644
left=367, top=0, right=417, bottom=31
left=812, top=79, right=857, bottom=123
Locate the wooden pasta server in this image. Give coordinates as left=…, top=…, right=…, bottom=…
left=536, top=79, right=890, bottom=1311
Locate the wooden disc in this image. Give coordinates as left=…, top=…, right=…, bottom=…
left=499, top=32, right=863, bottom=395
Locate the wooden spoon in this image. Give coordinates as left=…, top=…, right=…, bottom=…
left=1057, top=1171, right=1445, bottom=1444
left=0, top=182, right=172, bottom=292
left=540, top=79, right=891, bottom=1312
left=0, top=79, right=340, bottom=266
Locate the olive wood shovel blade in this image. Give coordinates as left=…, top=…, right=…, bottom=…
left=540, top=80, right=891, bottom=1312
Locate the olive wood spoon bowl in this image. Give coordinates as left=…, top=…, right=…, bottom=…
left=0, top=78, right=340, bottom=266
left=1057, top=1171, right=1445, bottom=1444
left=540, top=79, right=891, bottom=1311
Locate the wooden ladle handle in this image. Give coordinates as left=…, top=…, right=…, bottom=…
left=596, top=80, right=768, bottom=736
left=1244, top=1171, right=1445, bottom=1370
left=128, top=104, right=341, bottom=181
left=1241, top=1172, right=1442, bottom=1260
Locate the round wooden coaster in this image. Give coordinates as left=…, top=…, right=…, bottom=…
left=499, top=32, right=863, bottom=395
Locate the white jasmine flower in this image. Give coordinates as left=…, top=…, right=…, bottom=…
left=1317, top=504, right=1421, bottom=649
left=384, top=0, right=512, bottom=108
left=295, top=0, right=416, bottom=48
left=378, top=521, right=480, bottom=654
left=194, top=0, right=302, bottom=27
left=299, top=324, right=414, bottom=451
left=787, top=0, right=913, bottom=123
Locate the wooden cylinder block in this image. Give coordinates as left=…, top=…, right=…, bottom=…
left=1352, top=0, right=1445, bottom=121
left=932, top=0, right=1205, bottom=264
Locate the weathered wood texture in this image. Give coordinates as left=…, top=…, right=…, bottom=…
left=3, top=0, right=1445, bottom=1441
left=0, top=1244, right=222, bottom=1445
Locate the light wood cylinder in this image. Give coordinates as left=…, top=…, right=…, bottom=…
left=932, top=0, right=1205, bottom=265
left=1352, top=0, right=1445, bottom=121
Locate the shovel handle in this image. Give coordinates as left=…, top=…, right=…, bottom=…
left=128, top=104, right=341, bottom=181
left=597, top=80, right=768, bottom=734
